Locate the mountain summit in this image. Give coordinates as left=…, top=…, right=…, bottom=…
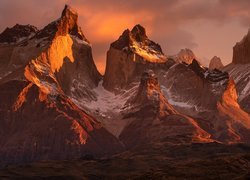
left=209, top=56, right=224, bottom=70
left=120, top=71, right=211, bottom=148
left=0, top=5, right=121, bottom=166
left=103, top=24, right=172, bottom=91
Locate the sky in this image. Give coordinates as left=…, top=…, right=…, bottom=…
left=0, top=0, right=250, bottom=74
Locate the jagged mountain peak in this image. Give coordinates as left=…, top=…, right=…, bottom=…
left=124, top=70, right=178, bottom=117
left=187, top=59, right=229, bottom=84
left=131, top=24, right=147, bottom=42
left=103, top=24, right=168, bottom=91
left=61, top=4, right=78, bottom=17
left=111, top=24, right=164, bottom=55
left=36, top=5, right=88, bottom=42
left=120, top=70, right=212, bottom=147
left=0, top=24, right=38, bottom=43
left=209, top=56, right=224, bottom=70
left=0, top=5, right=101, bottom=99
left=171, top=48, right=197, bottom=64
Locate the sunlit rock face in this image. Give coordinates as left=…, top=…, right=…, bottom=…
left=224, top=63, right=250, bottom=113
left=0, top=5, right=122, bottom=166
left=103, top=24, right=173, bottom=92
left=209, top=56, right=224, bottom=70
left=0, top=5, right=101, bottom=100
left=119, top=71, right=212, bottom=148
left=0, top=80, right=122, bottom=166
left=215, top=80, right=250, bottom=143
left=233, top=29, right=250, bottom=64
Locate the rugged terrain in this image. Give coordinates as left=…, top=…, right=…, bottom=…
left=0, top=4, right=250, bottom=179
left=0, top=5, right=121, bottom=166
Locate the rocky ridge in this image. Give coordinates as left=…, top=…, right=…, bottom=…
left=0, top=5, right=121, bottom=166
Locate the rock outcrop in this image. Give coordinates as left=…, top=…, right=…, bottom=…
left=223, top=64, right=250, bottom=113
left=103, top=24, right=173, bottom=92
left=223, top=30, right=250, bottom=113
left=233, top=29, right=250, bottom=64
left=188, top=59, right=229, bottom=83
left=0, top=5, right=101, bottom=101
left=0, top=24, right=38, bottom=43
left=0, top=5, right=122, bottom=166
left=120, top=71, right=211, bottom=148
left=0, top=80, right=122, bottom=166
left=209, top=56, right=224, bottom=70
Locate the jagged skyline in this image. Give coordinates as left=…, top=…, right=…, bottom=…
left=0, top=0, right=249, bottom=73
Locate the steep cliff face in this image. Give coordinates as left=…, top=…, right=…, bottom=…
left=0, top=5, right=122, bottom=166
left=233, top=29, right=250, bottom=64
left=0, top=5, right=101, bottom=100
left=159, top=59, right=229, bottom=117
left=159, top=62, right=250, bottom=143
left=103, top=24, right=172, bottom=92
left=209, top=56, right=224, bottom=70
left=0, top=80, right=122, bottom=166
left=216, top=80, right=250, bottom=143
left=120, top=71, right=211, bottom=148
left=223, top=30, right=250, bottom=113
left=224, top=64, right=250, bottom=113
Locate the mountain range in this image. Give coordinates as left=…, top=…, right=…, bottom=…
left=0, top=5, right=250, bottom=179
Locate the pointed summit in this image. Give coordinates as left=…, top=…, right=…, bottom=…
left=57, top=5, right=86, bottom=40
left=61, top=4, right=78, bottom=18
left=104, top=25, right=167, bottom=91
left=111, top=24, right=163, bottom=54
left=120, top=71, right=211, bottom=147
left=131, top=24, right=147, bottom=42
left=125, top=70, right=178, bottom=117
left=36, top=4, right=88, bottom=41
left=209, top=56, right=224, bottom=70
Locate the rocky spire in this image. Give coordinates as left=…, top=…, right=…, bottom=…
left=209, top=56, right=224, bottom=70
left=36, top=4, right=88, bottom=42
left=104, top=24, right=167, bottom=91
left=131, top=24, right=147, bottom=42
left=125, top=70, right=178, bottom=117
left=111, top=24, right=162, bottom=53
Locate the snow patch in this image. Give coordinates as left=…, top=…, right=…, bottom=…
left=71, top=35, right=90, bottom=46
left=130, top=41, right=167, bottom=63
left=84, top=81, right=132, bottom=113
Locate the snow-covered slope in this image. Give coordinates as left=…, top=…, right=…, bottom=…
left=223, top=63, right=250, bottom=113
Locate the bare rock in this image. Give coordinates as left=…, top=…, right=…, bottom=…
left=209, top=56, right=224, bottom=70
